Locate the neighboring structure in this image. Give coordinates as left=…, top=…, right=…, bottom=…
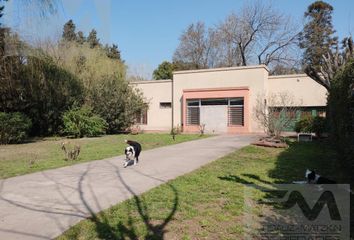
left=130, top=65, right=327, bottom=134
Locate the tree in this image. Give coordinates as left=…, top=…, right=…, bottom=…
left=153, top=61, right=174, bottom=80
left=62, top=19, right=77, bottom=42
left=87, top=29, right=100, bottom=48
left=217, top=2, right=299, bottom=68
left=173, top=22, right=218, bottom=69
left=76, top=31, right=85, bottom=44
left=173, top=1, right=299, bottom=71
left=300, top=1, right=354, bottom=90
left=106, top=44, right=121, bottom=61
left=327, top=60, right=354, bottom=180
left=299, top=1, right=337, bottom=72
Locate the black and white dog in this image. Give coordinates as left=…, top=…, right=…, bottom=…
left=305, top=169, right=336, bottom=184
left=124, top=140, right=142, bottom=168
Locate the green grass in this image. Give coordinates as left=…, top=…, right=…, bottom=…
left=58, top=140, right=348, bottom=240
left=0, top=133, right=207, bottom=179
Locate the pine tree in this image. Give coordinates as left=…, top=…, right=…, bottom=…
left=87, top=29, right=100, bottom=48
left=76, top=31, right=85, bottom=44
left=153, top=61, right=174, bottom=80
left=299, top=1, right=338, bottom=71
left=62, top=19, right=77, bottom=42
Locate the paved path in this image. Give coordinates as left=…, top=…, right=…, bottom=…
left=0, top=135, right=256, bottom=239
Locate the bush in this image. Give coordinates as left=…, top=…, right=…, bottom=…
left=0, top=112, right=32, bottom=144
left=294, top=116, right=313, bottom=133
left=62, top=106, right=107, bottom=138
left=294, top=116, right=327, bottom=137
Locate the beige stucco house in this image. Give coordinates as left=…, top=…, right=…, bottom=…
left=130, top=65, right=327, bottom=134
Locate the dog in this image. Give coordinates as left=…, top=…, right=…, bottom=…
left=124, top=140, right=142, bottom=168
left=305, top=169, right=336, bottom=184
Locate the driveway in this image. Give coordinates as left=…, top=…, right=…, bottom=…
left=0, top=134, right=256, bottom=239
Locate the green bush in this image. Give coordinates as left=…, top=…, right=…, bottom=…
left=294, top=116, right=313, bottom=133
left=294, top=116, right=327, bottom=137
left=62, top=106, right=107, bottom=138
left=0, top=112, right=32, bottom=144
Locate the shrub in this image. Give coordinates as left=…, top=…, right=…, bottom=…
left=62, top=106, right=107, bottom=138
left=294, top=116, right=313, bottom=133
left=0, top=112, right=32, bottom=144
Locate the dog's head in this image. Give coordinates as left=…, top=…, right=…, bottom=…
left=305, top=169, right=317, bottom=183
left=125, top=146, right=135, bottom=159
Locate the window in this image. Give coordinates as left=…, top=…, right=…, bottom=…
left=186, top=99, right=200, bottom=125
left=160, top=102, right=172, bottom=108
left=228, top=98, right=244, bottom=126
left=201, top=98, right=228, bottom=106
left=135, top=109, right=147, bottom=125
left=186, top=98, right=245, bottom=126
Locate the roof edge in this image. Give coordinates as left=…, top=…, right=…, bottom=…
left=173, top=65, right=269, bottom=75
left=269, top=74, right=308, bottom=79
left=130, top=79, right=172, bottom=84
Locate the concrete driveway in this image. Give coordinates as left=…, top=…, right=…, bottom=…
left=0, top=134, right=256, bottom=239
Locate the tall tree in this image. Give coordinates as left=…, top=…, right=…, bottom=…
left=299, top=1, right=338, bottom=72
left=173, top=22, right=218, bottom=69
left=76, top=31, right=85, bottom=44
left=62, top=19, right=77, bottom=42
left=87, top=29, right=100, bottom=48
left=300, top=1, right=353, bottom=90
left=217, top=2, right=299, bottom=67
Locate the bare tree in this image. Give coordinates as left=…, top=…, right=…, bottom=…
left=217, top=1, right=300, bottom=68
left=173, top=22, right=219, bottom=69
left=254, top=92, right=300, bottom=139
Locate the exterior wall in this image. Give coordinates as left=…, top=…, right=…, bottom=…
left=129, top=67, right=328, bottom=134
left=173, top=65, right=269, bottom=133
left=182, top=88, right=250, bottom=133
left=268, top=74, right=328, bottom=106
left=131, top=80, right=172, bottom=131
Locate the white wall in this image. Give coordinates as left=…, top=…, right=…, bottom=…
left=131, top=80, right=172, bottom=131
left=173, top=65, right=269, bottom=132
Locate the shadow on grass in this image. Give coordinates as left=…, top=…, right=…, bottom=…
left=218, top=140, right=352, bottom=239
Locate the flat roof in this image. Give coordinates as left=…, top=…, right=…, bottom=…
left=268, top=74, right=308, bottom=79
left=173, top=65, right=269, bottom=75
left=130, top=79, right=172, bottom=84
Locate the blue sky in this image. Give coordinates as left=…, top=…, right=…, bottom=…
left=2, top=0, right=354, bottom=78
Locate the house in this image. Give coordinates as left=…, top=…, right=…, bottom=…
left=130, top=65, right=327, bottom=134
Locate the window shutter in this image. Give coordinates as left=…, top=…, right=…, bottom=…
left=228, top=106, right=244, bottom=126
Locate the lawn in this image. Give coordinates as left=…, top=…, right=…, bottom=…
left=0, top=133, right=207, bottom=179
left=58, top=140, right=350, bottom=240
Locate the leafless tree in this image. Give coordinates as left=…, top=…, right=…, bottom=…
left=217, top=1, right=300, bottom=68
left=173, top=21, right=219, bottom=69
left=254, top=92, right=300, bottom=139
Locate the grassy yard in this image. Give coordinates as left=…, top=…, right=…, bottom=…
left=58, top=140, right=350, bottom=240
left=0, top=133, right=207, bottom=179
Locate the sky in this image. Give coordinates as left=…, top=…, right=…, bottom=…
left=2, top=0, right=354, bottom=78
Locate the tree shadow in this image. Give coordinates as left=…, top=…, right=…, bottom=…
left=0, top=160, right=179, bottom=239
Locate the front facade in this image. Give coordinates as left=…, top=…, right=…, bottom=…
left=130, top=65, right=327, bottom=134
